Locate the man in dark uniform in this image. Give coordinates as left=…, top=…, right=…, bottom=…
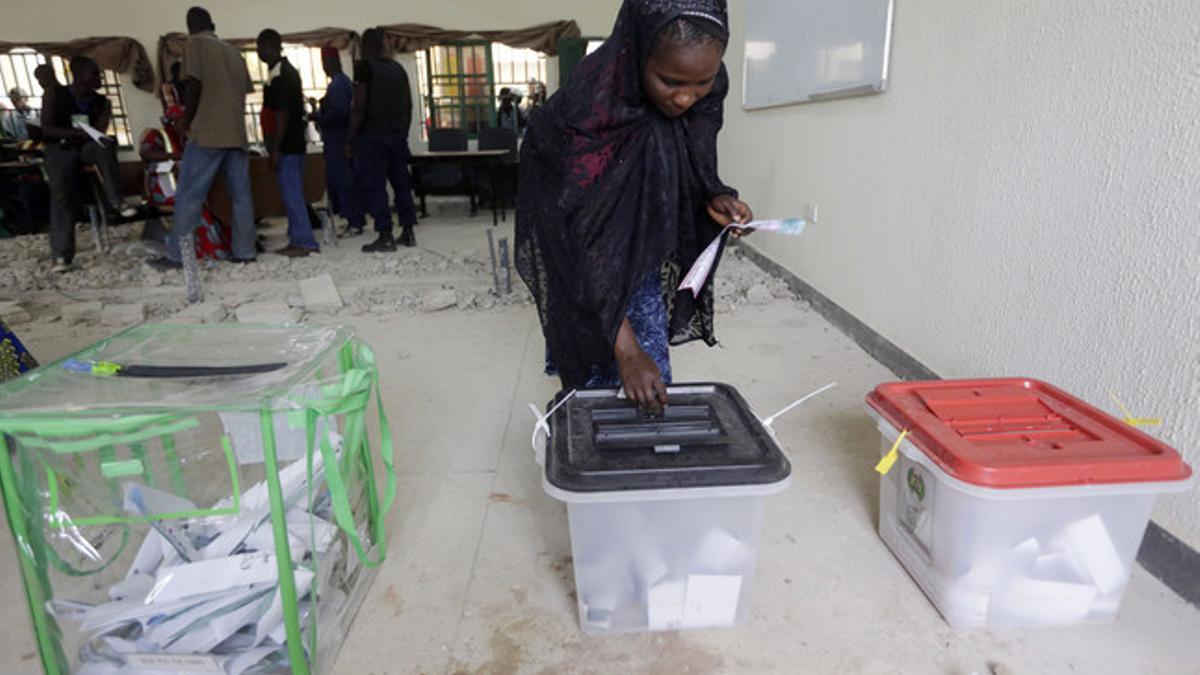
left=312, top=47, right=363, bottom=237
left=349, top=27, right=418, bottom=252
left=257, top=28, right=319, bottom=257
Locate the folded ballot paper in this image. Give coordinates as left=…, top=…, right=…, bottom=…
left=56, top=441, right=346, bottom=674
left=946, top=514, right=1128, bottom=627
left=678, top=219, right=809, bottom=297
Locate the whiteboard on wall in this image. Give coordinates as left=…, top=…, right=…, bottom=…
left=743, top=0, right=895, bottom=110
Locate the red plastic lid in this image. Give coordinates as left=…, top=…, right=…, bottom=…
left=866, top=378, right=1193, bottom=488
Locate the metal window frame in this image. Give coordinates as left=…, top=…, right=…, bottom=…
left=240, top=45, right=328, bottom=146
left=0, top=48, right=133, bottom=149
left=424, top=40, right=496, bottom=139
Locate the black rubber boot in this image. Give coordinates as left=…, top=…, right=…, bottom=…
left=398, top=224, right=416, bottom=248
left=362, top=234, right=397, bottom=253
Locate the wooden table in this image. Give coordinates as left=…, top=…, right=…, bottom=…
left=207, top=153, right=327, bottom=226
left=410, top=149, right=512, bottom=226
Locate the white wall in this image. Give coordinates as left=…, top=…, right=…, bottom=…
left=0, top=0, right=621, bottom=151
left=721, top=0, right=1200, bottom=548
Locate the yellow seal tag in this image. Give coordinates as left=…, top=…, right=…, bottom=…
left=875, top=429, right=909, bottom=476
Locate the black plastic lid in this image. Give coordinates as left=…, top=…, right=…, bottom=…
left=545, top=383, right=791, bottom=493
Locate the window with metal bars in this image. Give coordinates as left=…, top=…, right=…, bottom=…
left=241, top=44, right=327, bottom=146
left=0, top=48, right=133, bottom=148
left=415, top=42, right=547, bottom=140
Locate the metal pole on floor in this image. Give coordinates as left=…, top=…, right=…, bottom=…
left=486, top=229, right=502, bottom=295
left=179, top=234, right=203, bottom=304
left=498, top=237, right=512, bottom=295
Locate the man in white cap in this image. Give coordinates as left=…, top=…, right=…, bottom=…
left=1, top=87, right=35, bottom=140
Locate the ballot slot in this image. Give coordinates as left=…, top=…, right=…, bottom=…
left=590, top=405, right=724, bottom=449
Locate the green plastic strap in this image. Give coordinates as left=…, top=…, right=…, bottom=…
left=298, top=343, right=396, bottom=569
left=98, top=445, right=118, bottom=492
left=261, top=410, right=310, bottom=675
left=48, top=434, right=241, bottom=528
left=1, top=439, right=68, bottom=673
left=100, top=459, right=144, bottom=480
left=129, top=442, right=154, bottom=486
left=17, top=417, right=201, bottom=454
left=303, top=414, right=319, bottom=666
left=161, top=434, right=188, bottom=498
left=0, top=414, right=178, bottom=437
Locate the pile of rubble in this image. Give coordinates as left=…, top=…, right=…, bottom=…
left=0, top=223, right=801, bottom=331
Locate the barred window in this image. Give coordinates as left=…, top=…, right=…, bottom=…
left=0, top=48, right=133, bottom=148
left=414, top=43, right=548, bottom=139
left=241, top=45, right=327, bottom=145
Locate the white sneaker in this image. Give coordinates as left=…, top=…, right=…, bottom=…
left=51, top=258, right=74, bottom=274
left=118, top=204, right=138, bottom=218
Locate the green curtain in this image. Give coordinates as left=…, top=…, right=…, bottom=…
left=557, top=37, right=586, bottom=88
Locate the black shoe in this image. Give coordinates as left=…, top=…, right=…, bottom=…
left=362, top=235, right=396, bottom=253
left=229, top=257, right=257, bottom=264
left=146, top=257, right=182, bottom=271
left=275, top=244, right=317, bottom=258
left=398, top=225, right=415, bottom=248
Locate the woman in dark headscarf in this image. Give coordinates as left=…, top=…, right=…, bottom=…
left=516, top=0, right=752, bottom=411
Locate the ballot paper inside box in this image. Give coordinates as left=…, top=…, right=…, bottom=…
left=867, top=379, right=1193, bottom=630
left=0, top=324, right=396, bottom=675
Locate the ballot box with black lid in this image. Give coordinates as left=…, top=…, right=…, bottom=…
left=539, top=384, right=791, bottom=633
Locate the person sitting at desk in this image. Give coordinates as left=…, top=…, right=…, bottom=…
left=1, top=88, right=37, bottom=140
left=40, top=55, right=136, bottom=273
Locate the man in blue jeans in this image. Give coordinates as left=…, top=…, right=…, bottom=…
left=150, top=6, right=257, bottom=270
left=349, top=28, right=418, bottom=252
left=258, top=29, right=319, bottom=257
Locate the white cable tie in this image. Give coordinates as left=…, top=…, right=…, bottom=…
left=529, top=389, right=578, bottom=453
left=761, top=382, right=838, bottom=431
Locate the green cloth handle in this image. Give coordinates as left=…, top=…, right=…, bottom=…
left=16, top=417, right=201, bottom=454
left=294, top=341, right=395, bottom=569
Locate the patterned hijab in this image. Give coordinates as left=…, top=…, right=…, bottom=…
left=516, top=0, right=735, bottom=389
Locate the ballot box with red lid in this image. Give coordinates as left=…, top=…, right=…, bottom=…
left=866, top=378, right=1192, bottom=629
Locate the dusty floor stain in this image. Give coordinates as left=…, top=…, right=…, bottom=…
left=488, top=492, right=515, bottom=504
left=383, top=585, right=403, bottom=618
left=451, top=618, right=537, bottom=675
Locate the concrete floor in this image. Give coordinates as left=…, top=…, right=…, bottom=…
left=2, top=216, right=1199, bottom=674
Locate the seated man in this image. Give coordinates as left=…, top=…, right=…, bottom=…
left=1, top=88, right=36, bottom=140
left=40, top=55, right=136, bottom=272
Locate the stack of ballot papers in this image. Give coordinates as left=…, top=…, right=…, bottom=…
left=51, top=448, right=355, bottom=675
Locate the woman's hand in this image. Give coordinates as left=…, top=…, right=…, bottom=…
left=707, top=195, right=755, bottom=238
left=614, top=318, right=668, bottom=414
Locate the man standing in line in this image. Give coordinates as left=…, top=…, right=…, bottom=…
left=312, top=46, right=363, bottom=237
left=349, top=27, right=418, bottom=252
left=149, top=6, right=257, bottom=270
left=257, top=29, right=320, bottom=257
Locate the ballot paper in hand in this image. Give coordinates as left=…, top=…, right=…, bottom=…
left=72, top=119, right=110, bottom=145
left=678, top=218, right=810, bottom=298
